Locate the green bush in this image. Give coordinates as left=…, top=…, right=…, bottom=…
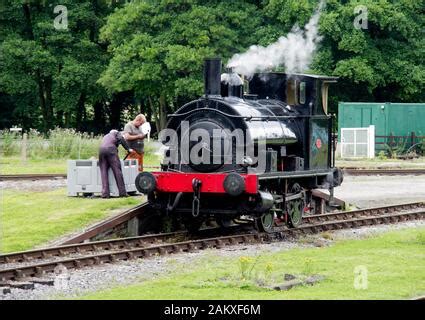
left=0, top=128, right=102, bottom=160
left=238, top=256, right=254, bottom=280
left=0, top=130, right=21, bottom=156
left=27, top=129, right=48, bottom=159
left=47, top=128, right=102, bottom=159
left=384, top=139, right=407, bottom=159
left=420, top=138, right=425, bottom=155
left=0, top=128, right=159, bottom=161
left=377, top=151, right=387, bottom=160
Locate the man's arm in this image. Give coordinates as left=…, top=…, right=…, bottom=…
left=117, top=133, right=131, bottom=152
left=123, top=132, right=146, bottom=141
left=122, top=123, right=145, bottom=141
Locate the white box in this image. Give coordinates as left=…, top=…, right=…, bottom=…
left=340, top=125, right=375, bottom=159
left=67, top=159, right=139, bottom=197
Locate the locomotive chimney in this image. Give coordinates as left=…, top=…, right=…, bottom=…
left=204, top=58, right=221, bottom=97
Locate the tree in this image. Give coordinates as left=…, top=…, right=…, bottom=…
left=1, top=0, right=423, bottom=133
left=312, top=0, right=425, bottom=110
left=0, top=0, right=125, bottom=133
left=99, top=0, right=262, bottom=130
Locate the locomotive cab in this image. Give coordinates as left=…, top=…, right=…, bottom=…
left=241, top=72, right=339, bottom=174
left=248, top=72, right=337, bottom=115
left=136, top=58, right=343, bottom=233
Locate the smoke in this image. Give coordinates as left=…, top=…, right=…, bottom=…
left=227, top=0, right=325, bottom=77
left=221, top=72, right=243, bottom=86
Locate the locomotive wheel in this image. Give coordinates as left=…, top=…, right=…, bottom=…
left=255, top=211, right=274, bottom=233
left=216, top=217, right=233, bottom=228
left=287, top=199, right=303, bottom=228
left=286, top=183, right=305, bottom=228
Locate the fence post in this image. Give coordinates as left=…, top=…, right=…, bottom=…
left=21, top=133, right=27, bottom=164
left=368, top=125, right=375, bottom=158
left=411, top=131, right=415, bottom=149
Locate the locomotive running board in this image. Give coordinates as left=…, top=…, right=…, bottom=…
left=257, top=169, right=332, bottom=180
left=312, top=189, right=346, bottom=209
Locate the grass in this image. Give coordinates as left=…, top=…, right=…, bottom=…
left=0, top=157, right=68, bottom=174
left=0, top=188, right=141, bottom=253
left=0, top=152, right=160, bottom=175
left=81, top=227, right=425, bottom=300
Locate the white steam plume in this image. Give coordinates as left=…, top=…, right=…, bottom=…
left=227, top=0, right=325, bottom=77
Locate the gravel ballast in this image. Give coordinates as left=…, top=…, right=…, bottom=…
left=0, top=179, right=67, bottom=192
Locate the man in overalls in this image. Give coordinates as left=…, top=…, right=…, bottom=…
left=99, top=130, right=133, bottom=198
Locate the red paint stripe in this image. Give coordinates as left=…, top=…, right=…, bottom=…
left=152, top=172, right=258, bottom=194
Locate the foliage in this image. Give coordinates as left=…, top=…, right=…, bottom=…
left=302, top=257, right=315, bottom=274
left=0, top=128, right=160, bottom=173
left=238, top=256, right=256, bottom=280
left=420, top=139, right=425, bottom=155
left=312, top=0, right=425, bottom=113
left=0, top=128, right=102, bottom=159
left=0, top=130, right=21, bottom=156
left=46, top=128, right=101, bottom=159
left=98, top=0, right=263, bottom=129
left=0, top=0, right=424, bottom=132
left=377, top=150, right=387, bottom=160
left=383, top=139, right=407, bottom=158
left=0, top=0, right=124, bottom=132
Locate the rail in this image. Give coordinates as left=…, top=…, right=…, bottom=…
left=0, top=201, right=423, bottom=283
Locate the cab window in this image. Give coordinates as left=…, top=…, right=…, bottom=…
left=286, top=79, right=298, bottom=105
left=299, top=82, right=306, bottom=104
left=321, top=82, right=329, bottom=114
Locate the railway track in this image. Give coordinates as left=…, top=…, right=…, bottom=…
left=0, top=231, right=188, bottom=265
left=0, top=167, right=160, bottom=181
left=0, top=201, right=423, bottom=284
left=0, top=224, right=251, bottom=266
left=59, top=203, right=149, bottom=245
left=0, top=173, right=67, bottom=181
left=302, top=201, right=424, bottom=224
left=1, top=168, right=424, bottom=181
left=342, top=168, right=425, bottom=176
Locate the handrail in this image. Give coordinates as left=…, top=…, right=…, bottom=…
left=168, top=107, right=330, bottom=121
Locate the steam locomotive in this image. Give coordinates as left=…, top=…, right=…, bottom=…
left=136, top=58, right=343, bottom=233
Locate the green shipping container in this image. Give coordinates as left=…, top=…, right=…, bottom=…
left=338, top=102, right=425, bottom=152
